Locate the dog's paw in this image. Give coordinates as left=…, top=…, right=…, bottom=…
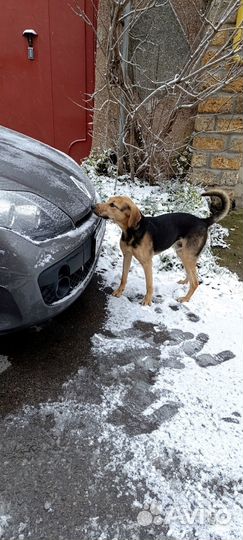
left=112, top=288, right=124, bottom=298
left=142, top=295, right=153, bottom=306
left=177, top=295, right=189, bottom=303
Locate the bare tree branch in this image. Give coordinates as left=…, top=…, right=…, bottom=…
left=78, top=0, right=243, bottom=180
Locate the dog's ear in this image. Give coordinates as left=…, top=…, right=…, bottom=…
left=128, top=203, right=141, bottom=229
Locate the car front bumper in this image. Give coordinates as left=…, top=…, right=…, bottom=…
left=0, top=214, right=105, bottom=333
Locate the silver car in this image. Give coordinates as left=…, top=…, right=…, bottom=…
left=0, top=127, right=105, bottom=333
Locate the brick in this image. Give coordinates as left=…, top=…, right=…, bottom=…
left=202, top=70, right=242, bottom=94
left=198, top=95, right=234, bottom=114
left=221, top=170, right=239, bottom=186
left=193, top=135, right=225, bottom=151
left=191, top=153, right=207, bottom=167
left=202, top=49, right=218, bottom=66
left=194, top=115, right=215, bottom=132
left=189, top=169, right=222, bottom=185
left=229, top=136, right=243, bottom=153
left=211, top=28, right=231, bottom=47
left=202, top=73, right=224, bottom=90
left=234, top=95, right=243, bottom=114
left=211, top=154, right=242, bottom=170
left=216, top=116, right=243, bottom=132
left=224, top=77, right=243, bottom=93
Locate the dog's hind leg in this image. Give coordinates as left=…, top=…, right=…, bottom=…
left=175, top=241, right=189, bottom=287
left=174, top=239, right=189, bottom=285
left=175, top=239, right=199, bottom=302
left=177, top=257, right=198, bottom=302
left=112, top=251, right=132, bottom=298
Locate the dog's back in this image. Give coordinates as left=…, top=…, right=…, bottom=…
left=144, top=213, right=208, bottom=253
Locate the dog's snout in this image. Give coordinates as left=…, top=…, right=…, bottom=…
left=92, top=203, right=101, bottom=215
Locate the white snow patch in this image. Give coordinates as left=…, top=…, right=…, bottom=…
left=0, top=503, right=11, bottom=539
left=89, top=173, right=243, bottom=539
left=34, top=252, right=54, bottom=268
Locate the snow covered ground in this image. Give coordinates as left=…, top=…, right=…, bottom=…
left=1, top=171, right=242, bottom=540
left=88, top=170, right=243, bottom=539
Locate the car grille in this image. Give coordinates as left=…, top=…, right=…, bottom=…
left=38, top=237, right=95, bottom=305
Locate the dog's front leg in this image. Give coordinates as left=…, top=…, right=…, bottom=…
left=112, top=251, right=132, bottom=298
left=141, top=260, right=153, bottom=306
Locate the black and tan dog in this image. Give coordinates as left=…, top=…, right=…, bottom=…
left=94, top=190, right=230, bottom=305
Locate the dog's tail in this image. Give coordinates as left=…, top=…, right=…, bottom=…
left=202, top=189, right=231, bottom=225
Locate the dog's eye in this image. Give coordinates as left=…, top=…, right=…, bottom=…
left=110, top=202, right=116, bottom=208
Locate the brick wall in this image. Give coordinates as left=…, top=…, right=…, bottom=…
left=190, top=16, right=243, bottom=205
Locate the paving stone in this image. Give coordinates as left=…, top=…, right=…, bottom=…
left=196, top=354, right=217, bottom=367
left=166, top=329, right=193, bottom=346
left=155, top=306, right=163, bottom=313
left=161, top=357, right=185, bottom=369
left=216, top=350, right=235, bottom=363
left=135, top=356, right=161, bottom=372
left=169, top=304, right=179, bottom=311
left=153, top=328, right=171, bottom=344
left=186, top=312, right=200, bottom=322
left=183, top=339, right=205, bottom=357
left=222, top=417, right=240, bottom=424
left=152, top=402, right=181, bottom=424
left=197, top=333, right=209, bottom=344
left=183, top=332, right=195, bottom=340
left=196, top=350, right=235, bottom=368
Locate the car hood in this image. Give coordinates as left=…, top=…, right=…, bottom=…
left=0, top=127, right=95, bottom=223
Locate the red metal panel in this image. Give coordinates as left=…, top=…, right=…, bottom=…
left=0, top=1, right=54, bottom=145
left=49, top=0, right=91, bottom=161
left=0, top=1, right=97, bottom=161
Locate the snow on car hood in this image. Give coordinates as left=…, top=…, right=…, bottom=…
left=0, top=127, right=95, bottom=223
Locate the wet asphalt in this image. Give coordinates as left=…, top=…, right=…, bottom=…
left=0, top=276, right=107, bottom=417
left=0, top=276, right=112, bottom=540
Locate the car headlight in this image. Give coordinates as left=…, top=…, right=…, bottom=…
left=0, top=191, right=73, bottom=241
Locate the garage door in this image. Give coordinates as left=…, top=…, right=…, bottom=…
left=0, top=1, right=96, bottom=162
